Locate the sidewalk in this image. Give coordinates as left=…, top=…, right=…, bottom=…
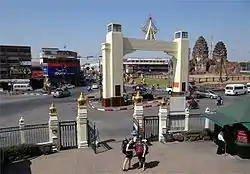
left=4, top=141, right=250, bottom=174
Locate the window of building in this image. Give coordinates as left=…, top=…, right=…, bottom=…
left=182, top=32, right=188, bottom=39
left=113, top=24, right=122, bottom=32
left=108, top=24, right=112, bottom=32
left=175, top=32, right=181, bottom=39
left=115, top=85, right=121, bottom=96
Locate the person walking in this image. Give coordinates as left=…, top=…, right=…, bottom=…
left=135, top=138, right=148, bottom=171
left=122, top=138, right=136, bottom=171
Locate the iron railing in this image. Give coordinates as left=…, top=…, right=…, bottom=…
left=87, top=120, right=96, bottom=154
left=59, top=121, right=77, bottom=150
left=143, top=116, right=159, bottom=141
left=0, top=123, right=49, bottom=148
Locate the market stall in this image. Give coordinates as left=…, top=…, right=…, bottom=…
left=204, top=100, right=250, bottom=158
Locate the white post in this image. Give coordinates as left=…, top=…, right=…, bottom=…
left=133, top=92, right=144, bottom=135
left=204, top=107, right=210, bottom=129
left=48, top=103, right=59, bottom=152
left=19, top=117, right=25, bottom=144
left=77, top=92, right=88, bottom=148
left=184, top=107, right=190, bottom=131
left=158, top=99, right=168, bottom=142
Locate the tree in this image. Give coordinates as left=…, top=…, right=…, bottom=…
left=191, top=36, right=209, bottom=73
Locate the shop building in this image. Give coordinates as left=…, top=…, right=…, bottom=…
left=40, top=48, right=80, bottom=86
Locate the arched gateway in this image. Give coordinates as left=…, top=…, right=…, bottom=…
left=101, top=23, right=189, bottom=107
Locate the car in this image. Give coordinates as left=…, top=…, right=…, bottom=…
left=165, top=87, right=172, bottom=94
left=92, top=83, right=99, bottom=89
left=52, top=88, right=71, bottom=98
left=246, top=83, right=250, bottom=93
left=196, top=90, right=218, bottom=99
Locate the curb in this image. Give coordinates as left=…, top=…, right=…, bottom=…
left=23, top=93, right=49, bottom=96
left=88, top=100, right=160, bottom=112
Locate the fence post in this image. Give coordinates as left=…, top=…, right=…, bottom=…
left=184, top=107, right=190, bottom=131
left=48, top=102, right=59, bottom=152
left=158, top=98, right=169, bottom=142
left=204, top=107, right=210, bottom=129
left=133, top=91, right=144, bottom=136
left=19, top=117, right=25, bottom=144
left=76, top=92, right=88, bottom=148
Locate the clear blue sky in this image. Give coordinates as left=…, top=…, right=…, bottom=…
left=1, top=0, right=250, bottom=61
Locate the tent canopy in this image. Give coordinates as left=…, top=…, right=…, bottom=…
left=204, top=100, right=250, bottom=130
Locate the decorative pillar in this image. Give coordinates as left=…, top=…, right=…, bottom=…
left=184, top=107, right=190, bottom=131
left=48, top=102, right=59, bottom=152
left=76, top=92, right=88, bottom=148
left=158, top=98, right=169, bottom=142
left=19, top=117, right=25, bottom=144
left=133, top=91, right=144, bottom=135
left=204, top=107, right=210, bottom=129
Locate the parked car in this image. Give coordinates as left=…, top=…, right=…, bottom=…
left=52, top=88, right=71, bottom=98
left=92, top=83, right=99, bottom=89
left=196, top=90, right=218, bottom=99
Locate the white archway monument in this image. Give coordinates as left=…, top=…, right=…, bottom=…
left=101, top=23, right=189, bottom=107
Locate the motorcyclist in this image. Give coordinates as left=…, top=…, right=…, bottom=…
left=216, top=96, right=223, bottom=105
left=87, top=86, right=92, bottom=91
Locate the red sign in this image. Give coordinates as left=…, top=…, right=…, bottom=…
left=32, top=70, right=43, bottom=78
left=237, top=130, right=248, bottom=143
left=47, top=63, right=79, bottom=67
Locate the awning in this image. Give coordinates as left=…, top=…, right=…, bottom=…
left=204, top=100, right=250, bottom=130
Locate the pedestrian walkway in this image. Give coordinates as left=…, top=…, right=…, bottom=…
left=4, top=141, right=250, bottom=174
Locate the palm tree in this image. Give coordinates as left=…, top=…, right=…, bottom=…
left=212, top=41, right=228, bottom=81
left=191, top=36, right=209, bottom=73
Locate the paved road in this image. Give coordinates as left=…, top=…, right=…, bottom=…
left=0, top=87, right=249, bottom=142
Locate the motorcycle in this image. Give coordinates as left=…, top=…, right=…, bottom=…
left=216, top=99, right=223, bottom=106
left=87, top=86, right=92, bottom=91
left=187, top=98, right=200, bottom=109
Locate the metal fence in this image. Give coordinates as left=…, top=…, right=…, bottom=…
left=87, top=120, right=96, bottom=154
left=0, top=123, right=49, bottom=148
left=59, top=121, right=77, bottom=150
left=143, top=116, right=159, bottom=141
left=168, top=113, right=214, bottom=132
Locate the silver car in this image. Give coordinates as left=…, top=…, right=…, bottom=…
left=196, top=90, right=218, bottom=99
left=52, top=88, right=71, bottom=98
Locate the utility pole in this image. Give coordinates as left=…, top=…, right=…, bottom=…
left=209, top=36, right=213, bottom=59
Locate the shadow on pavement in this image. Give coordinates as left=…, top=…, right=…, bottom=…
left=3, top=160, right=32, bottom=174
left=96, top=139, right=115, bottom=154
left=132, top=160, right=160, bottom=170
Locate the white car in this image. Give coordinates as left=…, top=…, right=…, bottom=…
left=246, top=83, right=250, bottom=93
left=165, top=87, right=172, bottom=94
left=92, top=84, right=99, bottom=89
left=225, top=84, right=247, bottom=96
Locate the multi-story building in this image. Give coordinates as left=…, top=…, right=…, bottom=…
left=123, top=57, right=170, bottom=74
left=0, top=45, right=32, bottom=80
left=39, top=48, right=80, bottom=86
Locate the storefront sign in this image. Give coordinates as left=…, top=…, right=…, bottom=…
left=237, top=130, right=248, bottom=143
left=43, top=65, right=78, bottom=76
left=32, top=70, right=43, bottom=78
left=20, top=61, right=32, bottom=66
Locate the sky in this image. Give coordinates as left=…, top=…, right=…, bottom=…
left=0, top=0, right=250, bottom=62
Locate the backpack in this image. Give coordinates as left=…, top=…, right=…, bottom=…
left=135, top=143, right=144, bottom=155
left=121, top=139, right=129, bottom=154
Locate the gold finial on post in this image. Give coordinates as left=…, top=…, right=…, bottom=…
left=134, top=91, right=143, bottom=104
left=160, top=97, right=167, bottom=106
left=49, top=102, right=57, bottom=115
left=78, top=92, right=86, bottom=106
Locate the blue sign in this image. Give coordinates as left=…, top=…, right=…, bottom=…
left=43, top=66, right=78, bottom=76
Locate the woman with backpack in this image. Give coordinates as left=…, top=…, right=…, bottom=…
left=135, top=138, right=148, bottom=171
left=121, top=137, right=136, bottom=171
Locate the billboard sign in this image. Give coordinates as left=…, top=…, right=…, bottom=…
left=42, top=63, right=78, bottom=76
